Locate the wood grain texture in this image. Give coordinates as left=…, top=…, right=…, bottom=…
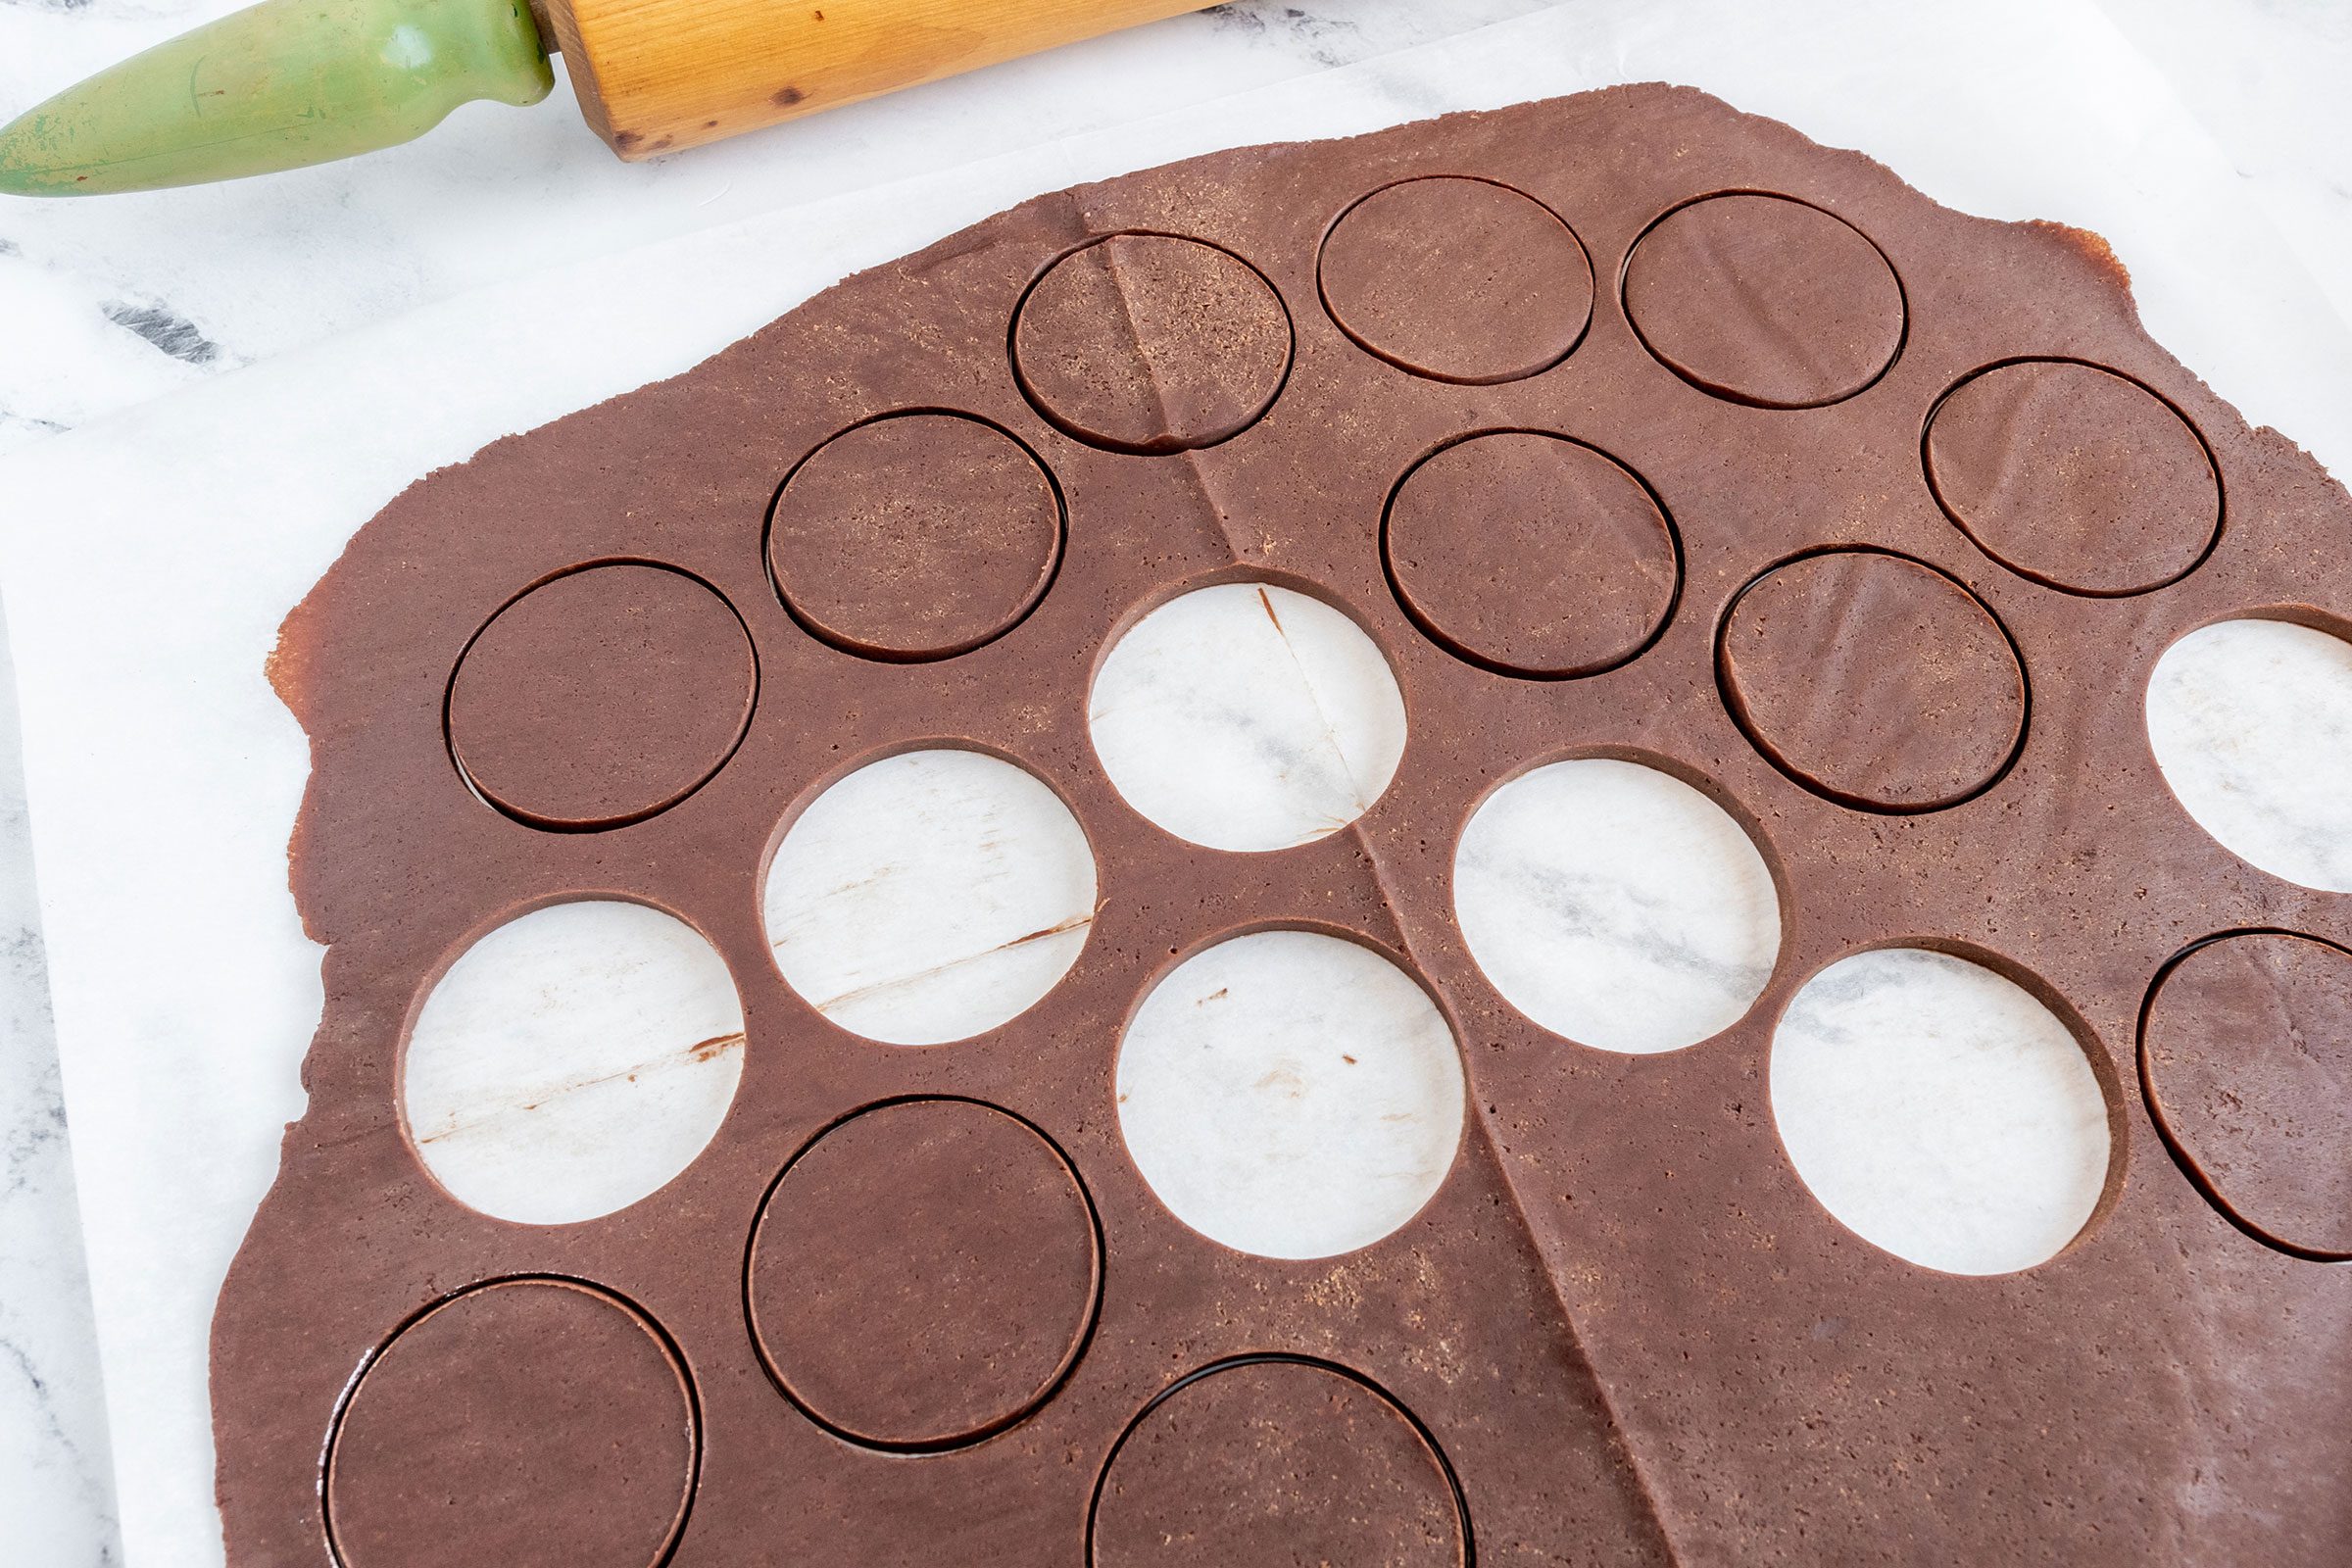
left=541, top=0, right=1209, bottom=159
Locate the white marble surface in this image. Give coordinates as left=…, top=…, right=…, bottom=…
left=2147, top=617, right=2352, bottom=893
left=1771, top=948, right=2113, bottom=1276
left=2098, top=0, right=2352, bottom=336
left=764, top=749, right=1098, bottom=1045
left=1089, top=582, right=1407, bottom=853
left=1115, top=929, right=1465, bottom=1260
left=405, top=901, right=747, bottom=1226
left=0, top=600, right=119, bottom=1566
left=3, top=3, right=2352, bottom=1565
left=1453, top=758, right=1782, bottom=1054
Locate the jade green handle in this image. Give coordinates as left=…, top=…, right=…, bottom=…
left=0, top=0, right=553, bottom=197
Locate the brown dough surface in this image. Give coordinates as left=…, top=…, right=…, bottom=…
left=1717, top=548, right=2027, bottom=811
left=227, top=85, right=2352, bottom=1568
left=323, top=1279, right=695, bottom=1568
left=767, top=412, right=1063, bottom=660
left=2142, top=932, right=2352, bottom=1258
left=747, top=1098, right=1102, bottom=1447
left=1623, top=191, right=1905, bottom=407
left=1318, top=175, right=1594, bottom=384
left=1012, top=232, right=1292, bottom=453
left=445, top=562, right=755, bottom=828
left=1091, top=1358, right=1465, bottom=1567
left=1386, top=431, right=1677, bottom=676
left=1926, top=358, right=2222, bottom=595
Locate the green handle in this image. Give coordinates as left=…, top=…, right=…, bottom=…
left=0, top=0, right=553, bottom=197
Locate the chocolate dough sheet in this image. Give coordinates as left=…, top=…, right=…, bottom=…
left=224, top=85, right=2352, bottom=1566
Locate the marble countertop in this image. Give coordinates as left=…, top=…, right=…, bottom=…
left=3, top=2, right=2349, bottom=1563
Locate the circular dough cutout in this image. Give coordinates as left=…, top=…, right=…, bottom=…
left=768, top=413, right=1062, bottom=661
left=325, top=1279, right=695, bottom=1568
left=762, top=750, right=1097, bottom=1045
left=1624, top=192, right=1904, bottom=408
left=1719, top=549, right=2025, bottom=812
left=1115, top=930, right=1464, bottom=1259
left=1013, top=233, right=1292, bottom=454
left=1092, top=1358, right=1464, bottom=1568
left=1089, top=582, right=1406, bottom=853
left=404, top=901, right=745, bottom=1225
left=1319, top=175, right=1593, bottom=384
left=1771, top=949, right=2110, bottom=1275
left=2142, top=931, right=2352, bottom=1257
left=447, top=563, right=756, bottom=830
left=1927, top=361, right=2219, bottom=596
left=1454, top=759, right=1780, bottom=1053
left=2145, top=618, right=2352, bottom=892
left=748, top=1099, right=1102, bottom=1447
left=1385, top=432, right=1677, bottom=676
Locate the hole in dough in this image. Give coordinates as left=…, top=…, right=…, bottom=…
left=1115, top=930, right=1464, bottom=1259
left=404, top=901, right=745, bottom=1225
left=2146, top=617, right=2352, bottom=892
left=1771, top=948, right=2110, bottom=1275
left=1089, top=583, right=1406, bottom=853
left=763, top=749, right=1097, bottom=1045
left=1454, top=758, right=1780, bottom=1053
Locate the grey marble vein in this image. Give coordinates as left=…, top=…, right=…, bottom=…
left=98, top=301, right=230, bottom=368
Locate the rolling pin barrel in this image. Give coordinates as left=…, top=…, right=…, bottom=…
left=538, top=0, right=1211, bottom=159
left=0, top=0, right=1210, bottom=195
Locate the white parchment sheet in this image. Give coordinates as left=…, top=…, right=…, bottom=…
left=4, top=1, right=2350, bottom=1562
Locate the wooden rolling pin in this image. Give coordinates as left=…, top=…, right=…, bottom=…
left=0, top=0, right=1209, bottom=196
